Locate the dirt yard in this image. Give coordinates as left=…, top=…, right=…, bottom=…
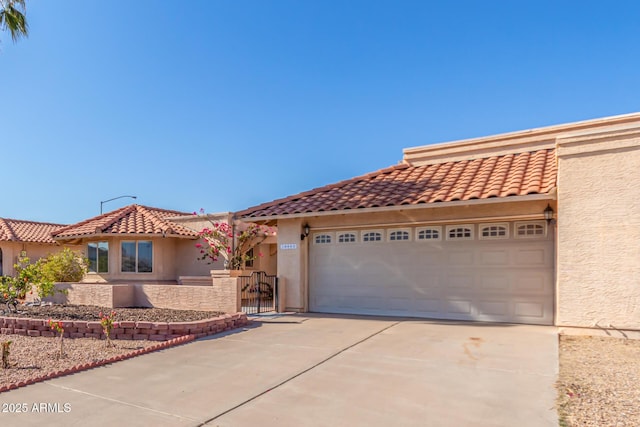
left=557, top=335, right=640, bottom=427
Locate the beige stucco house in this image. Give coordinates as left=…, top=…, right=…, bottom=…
left=237, top=112, right=640, bottom=331
left=50, top=204, right=277, bottom=283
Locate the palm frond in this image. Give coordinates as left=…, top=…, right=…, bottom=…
left=0, top=0, right=28, bottom=42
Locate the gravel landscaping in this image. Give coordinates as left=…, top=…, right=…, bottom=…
left=0, top=334, right=165, bottom=391
left=557, top=335, right=640, bottom=427
left=0, top=304, right=230, bottom=392
left=1, top=304, right=222, bottom=323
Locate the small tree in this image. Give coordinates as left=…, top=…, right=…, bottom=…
left=99, top=310, right=117, bottom=347
left=195, top=211, right=274, bottom=270
left=48, top=319, right=65, bottom=359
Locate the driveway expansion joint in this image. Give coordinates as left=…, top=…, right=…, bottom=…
left=196, top=320, right=402, bottom=426
left=45, top=382, right=198, bottom=422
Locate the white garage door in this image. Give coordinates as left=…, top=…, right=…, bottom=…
left=309, top=222, right=554, bottom=325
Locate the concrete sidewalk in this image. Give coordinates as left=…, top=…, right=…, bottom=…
left=0, top=314, right=558, bottom=426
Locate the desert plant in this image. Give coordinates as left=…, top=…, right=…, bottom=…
left=99, top=310, right=117, bottom=347
left=1, top=340, right=11, bottom=369
left=48, top=319, right=65, bottom=359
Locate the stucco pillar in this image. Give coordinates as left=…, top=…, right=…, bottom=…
left=556, top=128, right=640, bottom=329
left=276, top=218, right=306, bottom=312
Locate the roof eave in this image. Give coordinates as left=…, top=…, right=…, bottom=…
left=237, top=191, right=557, bottom=222
left=53, top=232, right=198, bottom=242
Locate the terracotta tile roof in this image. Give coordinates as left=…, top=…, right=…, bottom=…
left=238, top=149, right=557, bottom=218
left=0, top=218, right=65, bottom=244
left=51, top=205, right=198, bottom=240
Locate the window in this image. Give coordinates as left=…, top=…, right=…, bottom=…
left=446, top=225, right=473, bottom=240
left=416, top=227, right=441, bottom=241
left=88, top=242, right=109, bottom=273
left=388, top=229, right=410, bottom=241
left=480, top=224, right=509, bottom=239
left=314, top=234, right=332, bottom=244
left=362, top=231, right=383, bottom=242
left=121, top=241, right=153, bottom=273
left=516, top=222, right=546, bottom=238
left=338, top=232, right=357, bottom=243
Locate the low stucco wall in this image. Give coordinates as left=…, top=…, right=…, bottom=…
left=29, top=276, right=241, bottom=313
left=557, top=128, right=640, bottom=329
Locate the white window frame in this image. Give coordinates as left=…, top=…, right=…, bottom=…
left=388, top=228, right=411, bottom=242
left=362, top=230, right=384, bottom=243
left=313, top=233, right=333, bottom=244
left=337, top=231, right=358, bottom=244
left=416, top=226, right=442, bottom=241
left=446, top=224, right=474, bottom=241
left=479, top=223, right=509, bottom=240
left=515, top=221, right=547, bottom=238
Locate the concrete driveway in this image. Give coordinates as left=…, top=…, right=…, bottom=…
left=0, top=314, right=558, bottom=426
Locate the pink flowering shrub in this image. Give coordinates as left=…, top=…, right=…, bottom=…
left=195, top=209, right=274, bottom=270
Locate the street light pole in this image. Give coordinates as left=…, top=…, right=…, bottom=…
left=100, top=195, right=137, bottom=214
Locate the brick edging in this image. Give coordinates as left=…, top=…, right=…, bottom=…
left=0, top=334, right=197, bottom=394
left=0, top=312, right=250, bottom=341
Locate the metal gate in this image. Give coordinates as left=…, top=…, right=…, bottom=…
left=238, top=271, right=278, bottom=315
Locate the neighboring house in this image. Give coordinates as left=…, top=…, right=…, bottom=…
left=237, top=112, right=640, bottom=330
left=49, top=204, right=277, bottom=283
left=0, top=218, right=72, bottom=277
left=50, top=204, right=220, bottom=282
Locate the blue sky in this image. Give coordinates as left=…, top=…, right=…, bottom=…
left=1, top=1, right=639, bottom=224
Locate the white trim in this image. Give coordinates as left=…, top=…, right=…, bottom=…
left=416, top=226, right=442, bottom=241
left=479, top=223, right=509, bottom=240
left=446, top=224, right=474, bottom=241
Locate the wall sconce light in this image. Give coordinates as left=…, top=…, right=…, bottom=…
left=301, top=224, right=310, bottom=241
left=543, top=204, right=555, bottom=225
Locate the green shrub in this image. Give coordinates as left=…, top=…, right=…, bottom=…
left=40, top=248, right=89, bottom=283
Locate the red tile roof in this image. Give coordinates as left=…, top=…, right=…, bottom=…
left=51, top=205, right=198, bottom=240
left=0, top=218, right=65, bottom=244
left=238, top=149, right=557, bottom=218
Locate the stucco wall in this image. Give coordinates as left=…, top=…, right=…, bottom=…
left=33, top=277, right=241, bottom=313
left=81, top=237, right=181, bottom=282
left=0, top=242, right=81, bottom=277
left=557, top=129, right=640, bottom=329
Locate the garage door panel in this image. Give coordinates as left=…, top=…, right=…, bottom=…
left=447, top=250, right=474, bottom=265
left=413, top=298, right=441, bottom=313
left=513, top=273, right=549, bottom=293
left=480, top=250, right=510, bottom=265
left=476, top=301, right=509, bottom=316
left=514, top=301, right=546, bottom=319
left=515, top=248, right=548, bottom=265
left=478, top=275, right=510, bottom=291
left=309, top=223, right=554, bottom=325
left=445, top=300, right=473, bottom=315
